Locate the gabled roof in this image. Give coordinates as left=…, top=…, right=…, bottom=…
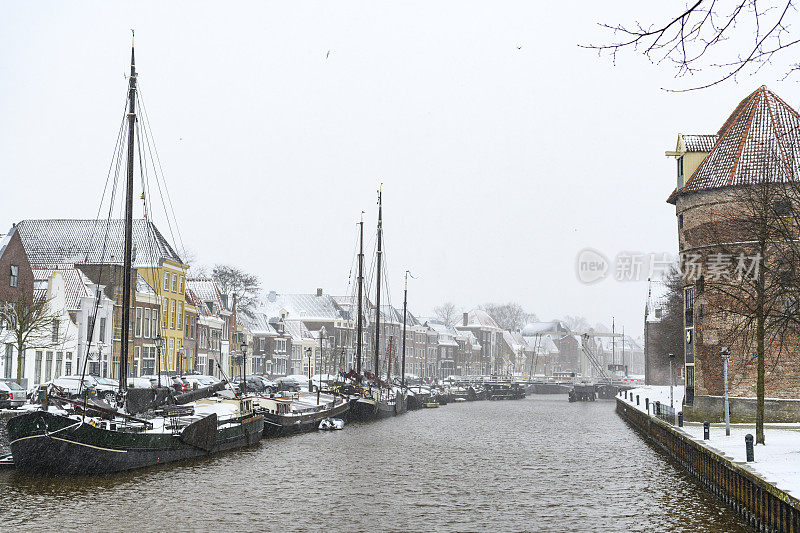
left=32, top=267, right=91, bottom=311
left=136, top=274, right=157, bottom=296
left=668, top=86, right=800, bottom=203
left=186, top=278, right=226, bottom=316
left=283, top=319, right=314, bottom=341
left=681, top=134, right=718, bottom=153
left=240, top=313, right=277, bottom=336
left=523, top=334, right=559, bottom=354
left=15, top=219, right=183, bottom=267
left=460, top=309, right=501, bottom=330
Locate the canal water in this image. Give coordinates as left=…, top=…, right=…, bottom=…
left=0, top=396, right=750, bottom=532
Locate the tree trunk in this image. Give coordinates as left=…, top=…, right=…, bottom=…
left=756, top=264, right=766, bottom=445
left=15, top=342, right=24, bottom=386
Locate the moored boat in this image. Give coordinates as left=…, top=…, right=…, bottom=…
left=254, top=392, right=350, bottom=437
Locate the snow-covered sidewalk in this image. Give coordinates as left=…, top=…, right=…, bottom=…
left=620, top=385, right=800, bottom=498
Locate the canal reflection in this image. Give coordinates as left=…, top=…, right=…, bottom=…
left=0, top=397, right=750, bottom=531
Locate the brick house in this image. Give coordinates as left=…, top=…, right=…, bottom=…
left=0, top=226, right=35, bottom=381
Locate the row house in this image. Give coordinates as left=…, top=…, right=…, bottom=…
left=521, top=321, right=581, bottom=374
left=186, top=278, right=230, bottom=378
left=0, top=227, right=35, bottom=383
left=456, top=309, right=503, bottom=374
left=499, top=330, right=531, bottom=376
left=131, top=275, right=161, bottom=377
left=284, top=319, right=316, bottom=376
left=522, top=333, right=560, bottom=376
left=238, top=313, right=293, bottom=377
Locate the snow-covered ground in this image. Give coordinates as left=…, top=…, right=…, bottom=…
left=620, top=386, right=800, bottom=498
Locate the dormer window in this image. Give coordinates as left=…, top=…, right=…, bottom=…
left=677, top=156, right=685, bottom=188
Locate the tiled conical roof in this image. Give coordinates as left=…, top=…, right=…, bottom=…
left=668, top=86, right=800, bottom=203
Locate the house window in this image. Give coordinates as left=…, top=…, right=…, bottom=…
left=169, top=338, right=174, bottom=363
left=171, top=300, right=176, bottom=329
left=179, top=276, right=184, bottom=294
left=684, top=287, right=694, bottom=327
left=45, top=351, right=53, bottom=381
left=163, top=272, right=170, bottom=292
left=55, top=351, right=63, bottom=378
left=65, top=360, right=72, bottom=376
left=276, top=339, right=287, bottom=353
left=99, top=317, right=106, bottom=342
left=172, top=274, right=177, bottom=292
left=134, top=346, right=141, bottom=376
left=52, top=319, right=59, bottom=342
left=152, top=309, right=159, bottom=338
left=144, top=308, right=151, bottom=338
left=678, top=214, right=684, bottom=229
left=162, top=303, right=167, bottom=328
left=142, top=346, right=155, bottom=375
left=177, top=303, right=182, bottom=330
left=9, top=265, right=18, bottom=288
left=654, top=308, right=662, bottom=319
left=35, top=351, right=42, bottom=384
left=259, top=338, right=265, bottom=351
left=135, top=307, right=142, bottom=337
left=685, top=366, right=695, bottom=406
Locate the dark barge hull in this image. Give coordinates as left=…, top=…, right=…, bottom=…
left=260, top=400, right=350, bottom=437
left=7, top=410, right=263, bottom=475
left=530, top=383, right=571, bottom=395
left=349, top=398, right=397, bottom=421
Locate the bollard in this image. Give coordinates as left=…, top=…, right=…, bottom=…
left=636, top=395, right=639, bottom=406
left=624, top=390, right=628, bottom=399
left=645, top=398, right=649, bottom=412
left=678, top=411, right=683, bottom=427
left=703, top=421, right=710, bottom=440
left=745, top=434, right=754, bottom=462
left=655, top=401, right=660, bottom=416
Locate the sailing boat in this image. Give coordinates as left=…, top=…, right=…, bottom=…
left=7, top=37, right=263, bottom=474
left=349, top=189, right=406, bottom=420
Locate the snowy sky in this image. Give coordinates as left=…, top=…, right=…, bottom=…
left=2, top=1, right=798, bottom=336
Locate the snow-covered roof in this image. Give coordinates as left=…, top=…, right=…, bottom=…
left=283, top=319, right=313, bottom=341
left=16, top=219, right=183, bottom=267
left=521, top=321, right=567, bottom=336
left=0, top=232, right=12, bottom=262
left=136, top=274, right=157, bottom=296
left=669, top=86, right=800, bottom=203
left=680, top=134, right=718, bottom=153
left=32, top=267, right=92, bottom=311
left=460, top=309, right=501, bottom=330
left=523, top=334, right=559, bottom=354
left=260, top=292, right=348, bottom=322
left=240, top=313, right=277, bottom=336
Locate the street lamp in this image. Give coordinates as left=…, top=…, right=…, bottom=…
left=306, top=346, right=312, bottom=392
left=240, top=341, right=247, bottom=397
left=721, top=347, right=731, bottom=436
left=154, top=336, right=164, bottom=388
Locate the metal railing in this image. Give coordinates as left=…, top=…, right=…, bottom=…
left=653, top=401, right=676, bottom=425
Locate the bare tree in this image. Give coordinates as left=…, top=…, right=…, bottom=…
left=561, top=315, right=591, bottom=332
left=647, top=266, right=686, bottom=383
left=693, top=169, right=800, bottom=444
left=0, top=294, right=68, bottom=385
left=211, top=265, right=261, bottom=318
left=585, top=1, right=800, bottom=90
left=480, top=302, right=535, bottom=331
left=433, top=302, right=459, bottom=327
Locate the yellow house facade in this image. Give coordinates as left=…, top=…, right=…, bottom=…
left=139, top=257, right=189, bottom=372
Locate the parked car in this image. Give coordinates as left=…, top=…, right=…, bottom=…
left=182, top=375, right=216, bottom=389
left=232, top=375, right=276, bottom=393
left=276, top=375, right=301, bottom=392
left=0, top=380, right=26, bottom=409
left=49, top=376, right=98, bottom=399
left=127, top=377, right=155, bottom=389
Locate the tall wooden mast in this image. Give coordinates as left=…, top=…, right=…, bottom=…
left=119, top=33, right=137, bottom=392
left=373, top=188, right=383, bottom=378
left=401, top=270, right=408, bottom=388
left=356, top=213, right=364, bottom=375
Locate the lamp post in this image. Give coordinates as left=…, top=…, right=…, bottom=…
left=240, top=341, right=247, bottom=397
left=721, top=346, right=731, bottom=436
left=154, top=336, right=164, bottom=388
left=668, top=352, right=675, bottom=408
left=178, top=346, right=185, bottom=375
left=306, top=347, right=312, bottom=392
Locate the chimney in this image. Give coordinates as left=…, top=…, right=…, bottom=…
left=463, top=312, right=469, bottom=326
left=316, top=288, right=323, bottom=297
left=268, top=290, right=277, bottom=302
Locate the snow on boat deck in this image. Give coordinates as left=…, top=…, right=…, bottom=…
left=620, top=385, right=800, bottom=497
